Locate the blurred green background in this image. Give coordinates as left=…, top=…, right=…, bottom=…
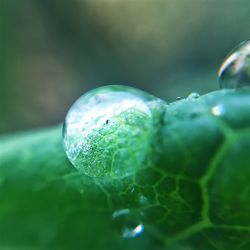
left=1, top=0, right=250, bottom=133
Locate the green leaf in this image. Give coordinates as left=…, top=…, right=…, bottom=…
left=0, top=88, right=250, bottom=250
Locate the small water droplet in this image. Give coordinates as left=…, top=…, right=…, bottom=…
left=187, top=92, right=200, bottom=99
left=218, top=40, right=250, bottom=89
left=211, top=105, right=225, bottom=116
left=112, top=208, right=144, bottom=239
left=176, top=96, right=182, bottom=100
left=122, top=224, right=144, bottom=239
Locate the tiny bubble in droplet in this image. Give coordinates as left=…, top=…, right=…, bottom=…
left=218, top=39, right=250, bottom=89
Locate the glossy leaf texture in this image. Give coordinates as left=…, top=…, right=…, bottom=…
left=0, top=88, right=250, bottom=250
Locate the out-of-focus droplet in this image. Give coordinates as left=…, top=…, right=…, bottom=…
left=218, top=40, right=250, bottom=89
left=211, top=105, right=225, bottom=117
left=187, top=92, right=200, bottom=99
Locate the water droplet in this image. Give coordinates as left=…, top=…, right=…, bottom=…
left=176, top=96, right=182, bottom=100
left=218, top=40, right=250, bottom=88
left=112, top=208, right=144, bottom=239
left=63, top=85, right=166, bottom=178
left=211, top=105, right=225, bottom=117
left=122, top=224, right=144, bottom=239
left=187, top=92, right=200, bottom=99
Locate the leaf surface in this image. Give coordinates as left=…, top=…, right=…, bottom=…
left=0, top=88, right=250, bottom=249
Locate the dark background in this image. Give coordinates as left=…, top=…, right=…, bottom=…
left=1, top=0, right=250, bottom=133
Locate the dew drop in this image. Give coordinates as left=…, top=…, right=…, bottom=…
left=187, top=92, right=200, bottom=99
left=63, top=85, right=166, bottom=178
left=218, top=40, right=250, bottom=89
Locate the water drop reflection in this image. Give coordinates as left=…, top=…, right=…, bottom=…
left=122, top=224, right=144, bottom=239
left=218, top=40, right=250, bottom=89
left=211, top=105, right=225, bottom=117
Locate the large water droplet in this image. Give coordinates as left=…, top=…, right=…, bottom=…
left=218, top=40, right=250, bottom=89
left=63, top=85, right=165, bottom=178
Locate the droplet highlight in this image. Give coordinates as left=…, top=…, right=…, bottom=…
left=122, top=224, right=144, bottom=239
left=211, top=105, right=225, bottom=117
left=218, top=40, right=250, bottom=89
